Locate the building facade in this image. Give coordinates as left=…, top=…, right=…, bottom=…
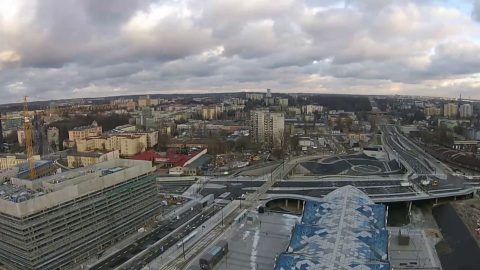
left=424, top=106, right=441, bottom=117
left=67, top=121, right=102, bottom=144
left=67, top=150, right=120, bottom=168
left=47, top=127, right=60, bottom=150
left=76, top=131, right=157, bottom=157
left=443, top=103, right=458, bottom=118
left=201, top=105, right=223, bottom=120
left=459, top=104, right=473, bottom=118
left=0, top=159, right=159, bottom=270
left=0, top=155, right=41, bottom=170
left=250, top=110, right=285, bottom=148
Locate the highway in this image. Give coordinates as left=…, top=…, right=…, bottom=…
left=379, top=125, right=474, bottom=195
left=89, top=203, right=207, bottom=270
left=381, top=125, right=433, bottom=176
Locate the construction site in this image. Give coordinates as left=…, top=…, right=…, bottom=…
left=0, top=159, right=160, bottom=270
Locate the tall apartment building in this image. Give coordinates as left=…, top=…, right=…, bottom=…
left=459, top=103, right=473, bottom=118
left=250, top=110, right=285, bottom=148
left=443, top=103, right=458, bottom=118
left=201, top=105, right=223, bottom=120
left=0, top=159, right=159, bottom=270
left=138, top=95, right=159, bottom=108
left=424, top=106, right=441, bottom=117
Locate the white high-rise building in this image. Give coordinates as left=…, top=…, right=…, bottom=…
left=459, top=104, right=473, bottom=118
left=250, top=110, right=285, bottom=148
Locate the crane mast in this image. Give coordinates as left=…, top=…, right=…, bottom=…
left=23, top=96, right=36, bottom=180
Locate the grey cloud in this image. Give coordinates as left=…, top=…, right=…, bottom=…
left=0, top=0, right=480, bottom=103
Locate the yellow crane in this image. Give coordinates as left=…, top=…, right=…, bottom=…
left=0, top=97, right=37, bottom=179
left=22, top=96, right=36, bottom=180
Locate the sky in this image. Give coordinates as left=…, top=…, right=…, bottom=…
left=1, top=0, right=480, bottom=104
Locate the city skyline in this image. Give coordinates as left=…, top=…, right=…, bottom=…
left=1, top=0, right=480, bottom=103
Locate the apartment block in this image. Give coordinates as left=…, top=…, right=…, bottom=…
left=67, top=121, right=102, bottom=143
left=443, top=103, right=458, bottom=118
left=67, top=150, right=120, bottom=168
left=0, top=154, right=40, bottom=170
left=424, top=106, right=441, bottom=117
left=201, top=105, right=223, bottom=120
left=459, top=103, right=473, bottom=118
left=250, top=110, right=285, bottom=148
left=76, top=131, right=157, bottom=157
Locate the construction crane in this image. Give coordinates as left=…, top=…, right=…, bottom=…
left=22, top=96, right=36, bottom=180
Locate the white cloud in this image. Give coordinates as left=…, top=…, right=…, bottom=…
left=0, top=0, right=479, bottom=104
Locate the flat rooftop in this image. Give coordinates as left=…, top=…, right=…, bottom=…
left=388, top=227, right=441, bottom=269
left=188, top=212, right=299, bottom=270
left=0, top=159, right=155, bottom=217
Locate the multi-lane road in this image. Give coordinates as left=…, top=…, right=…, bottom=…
left=117, top=206, right=220, bottom=270
left=89, top=203, right=218, bottom=270
left=380, top=125, right=476, bottom=196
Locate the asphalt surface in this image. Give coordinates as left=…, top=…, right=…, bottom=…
left=121, top=205, right=221, bottom=270
left=199, top=179, right=418, bottom=201
left=432, top=204, right=480, bottom=270
left=90, top=203, right=207, bottom=270
left=381, top=125, right=469, bottom=193
left=381, top=125, right=432, bottom=175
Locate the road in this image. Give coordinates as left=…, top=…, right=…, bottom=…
left=89, top=203, right=206, bottom=270
left=381, top=125, right=433, bottom=176
left=380, top=125, right=473, bottom=195
left=118, top=206, right=221, bottom=270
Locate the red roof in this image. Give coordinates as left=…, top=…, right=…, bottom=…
left=130, top=150, right=161, bottom=161
left=131, top=148, right=204, bottom=166
left=166, top=148, right=202, bottom=167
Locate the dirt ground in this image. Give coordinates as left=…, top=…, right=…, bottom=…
left=451, top=198, right=480, bottom=247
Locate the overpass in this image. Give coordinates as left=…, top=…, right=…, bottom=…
left=260, top=185, right=477, bottom=204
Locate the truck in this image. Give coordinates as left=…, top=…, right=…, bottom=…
left=199, top=240, right=229, bottom=270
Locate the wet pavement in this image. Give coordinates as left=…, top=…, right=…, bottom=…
left=432, top=203, right=480, bottom=270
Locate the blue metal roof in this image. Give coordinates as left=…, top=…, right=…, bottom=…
left=275, top=186, right=390, bottom=270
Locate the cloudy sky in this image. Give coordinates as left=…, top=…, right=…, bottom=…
left=1, top=0, right=480, bottom=104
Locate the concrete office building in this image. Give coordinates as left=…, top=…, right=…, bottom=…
left=0, top=159, right=159, bottom=270
left=250, top=110, right=285, bottom=148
